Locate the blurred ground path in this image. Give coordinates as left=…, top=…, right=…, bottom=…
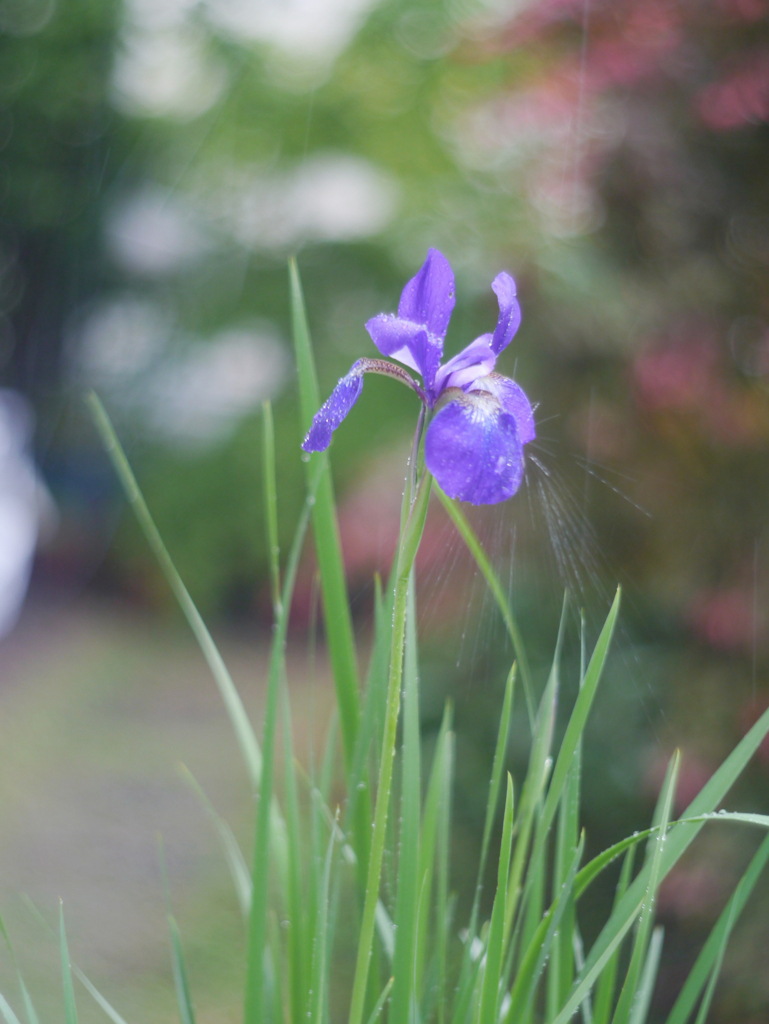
left=0, top=595, right=335, bottom=1024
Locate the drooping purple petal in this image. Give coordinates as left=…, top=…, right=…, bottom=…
left=398, top=248, right=455, bottom=341
left=424, top=390, right=524, bottom=504
left=490, top=272, right=522, bottom=355
left=473, top=372, right=535, bottom=443
left=433, top=334, right=496, bottom=395
left=302, top=357, right=426, bottom=452
left=365, top=315, right=426, bottom=375
left=302, top=362, right=365, bottom=452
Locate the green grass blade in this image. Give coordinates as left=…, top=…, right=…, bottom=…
left=535, top=589, right=620, bottom=868
left=504, top=600, right=565, bottom=943
left=347, top=576, right=392, bottom=849
left=592, top=846, right=636, bottom=1024
left=0, top=910, right=39, bottom=1024
left=87, top=392, right=264, bottom=794
left=365, top=977, right=394, bottom=1024
left=504, top=835, right=585, bottom=1024
left=575, top=810, right=769, bottom=907
left=691, top=908, right=732, bottom=1024
left=473, top=665, right=516, bottom=941
left=557, top=702, right=769, bottom=1024
left=434, top=485, right=534, bottom=726
left=70, top=971, right=130, bottom=1024
left=435, top=727, right=454, bottom=1024
left=389, top=574, right=422, bottom=1024
left=450, top=670, right=514, bottom=1024
left=16, top=899, right=125, bottom=1024
left=0, top=993, right=21, bottom=1024
left=309, top=809, right=338, bottom=1024
left=59, top=904, right=78, bottom=1024
left=347, top=472, right=432, bottom=1024
left=479, top=775, right=515, bottom=1024
left=415, top=703, right=453, bottom=1005
left=159, top=842, right=196, bottom=1024
left=628, top=927, right=664, bottom=1024
left=666, top=831, right=769, bottom=1024
left=178, top=764, right=252, bottom=920
left=281, top=686, right=308, bottom=1024
left=244, top=484, right=316, bottom=1024
left=262, top=400, right=282, bottom=617
left=549, top=681, right=584, bottom=1014
left=290, top=256, right=360, bottom=769
left=611, top=752, right=679, bottom=1024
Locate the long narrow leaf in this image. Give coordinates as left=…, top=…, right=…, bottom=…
left=390, top=573, right=422, bottom=1024
left=611, top=752, right=679, bottom=1024
left=59, top=905, right=78, bottom=1024
left=159, top=844, right=195, bottom=1024
left=666, top=831, right=769, bottom=1024
left=365, top=978, right=394, bottom=1024
left=17, top=899, right=125, bottom=1024
left=556, top=702, right=769, bottom=1024
left=504, top=835, right=585, bottom=1024
left=87, top=393, right=263, bottom=794
left=592, top=847, right=636, bottom=1024
left=244, top=481, right=316, bottom=1024
left=628, top=928, right=664, bottom=1024
left=479, top=775, right=515, bottom=1024
left=535, top=589, right=620, bottom=865
left=415, top=703, right=453, bottom=1004
left=290, top=257, right=360, bottom=768
left=178, top=764, right=251, bottom=920
left=0, top=909, right=39, bottom=1024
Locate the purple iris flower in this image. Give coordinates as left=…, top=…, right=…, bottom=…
left=302, top=248, right=535, bottom=505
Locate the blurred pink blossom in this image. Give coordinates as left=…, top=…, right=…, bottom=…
left=698, top=50, right=769, bottom=130
left=633, top=334, right=720, bottom=411
left=688, top=587, right=763, bottom=652
left=658, top=862, right=728, bottom=919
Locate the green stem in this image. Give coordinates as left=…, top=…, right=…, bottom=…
left=347, top=469, right=432, bottom=1024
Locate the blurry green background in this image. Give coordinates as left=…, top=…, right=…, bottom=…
left=2, top=0, right=769, bottom=1019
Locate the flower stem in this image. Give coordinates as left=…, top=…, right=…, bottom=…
left=347, top=464, right=432, bottom=1024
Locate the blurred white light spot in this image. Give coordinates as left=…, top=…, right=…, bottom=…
left=213, top=153, right=398, bottom=250
left=69, top=296, right=171, bottom=388
left=111, top=27, right=227, bottom=119
left=106, top=188, right=211, bottom=276
left=206, top=0, right=378, bottom=62
left=0, top=391, right=47, bottom=638
left=146, top=328, right=288, bottom=445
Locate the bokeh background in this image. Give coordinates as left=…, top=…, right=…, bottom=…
left=2, top=0, right=769, bottom=1019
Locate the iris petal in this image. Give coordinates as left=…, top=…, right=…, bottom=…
left=490, top=272, right=522, bottom=355
left=302, top=358, right=426, bottom=452
left=398, top=248, right=455, bottom=340
left=302, top=363, right=365, bottom=452
left=424, top=390, right=524, bottom=505
left=365, top=315, right=428, bottom=375
left=473, top=372, right=536, bottom=444
left=433, top=334, right=496, bottom=394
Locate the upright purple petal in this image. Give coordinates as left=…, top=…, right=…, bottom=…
left=424, top=391, right=524, bottom=504
left=433, top=334, right=496, bottom=395
left=398, top=248, right=455, bottom=340
left=302, top=361, right=365, bottom=452
left=490, top=272, right=522, bottom=355
left=473, top=372, right=535, bottom=443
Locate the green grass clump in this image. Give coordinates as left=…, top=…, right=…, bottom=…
left=3, top=260, right=769, bottom=1024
